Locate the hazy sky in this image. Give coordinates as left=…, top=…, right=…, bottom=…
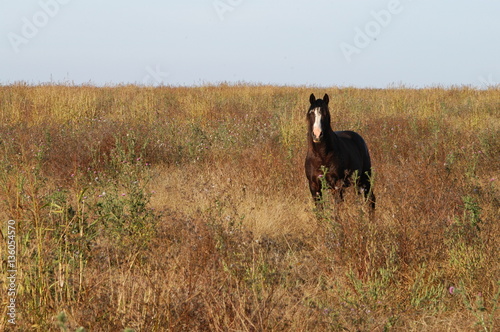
left=1, top=0, right=499, bottom=88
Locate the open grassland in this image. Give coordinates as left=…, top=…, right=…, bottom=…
left=0, top=84, right=499, bottom=331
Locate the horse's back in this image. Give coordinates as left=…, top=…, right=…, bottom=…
left=334, top=130, right=365, bottom=142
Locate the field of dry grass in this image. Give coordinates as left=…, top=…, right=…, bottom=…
left=0, top=83, right=499, bottom=331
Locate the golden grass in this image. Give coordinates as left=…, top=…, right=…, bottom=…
left=0, top=83, right=499, bottom=331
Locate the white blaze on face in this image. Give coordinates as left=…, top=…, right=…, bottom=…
left=312, top=107, right=322, bottom=142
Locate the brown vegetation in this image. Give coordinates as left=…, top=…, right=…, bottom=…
left=0, top=84, right=499, bottom=331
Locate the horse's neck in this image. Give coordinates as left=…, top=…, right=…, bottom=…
left=311, top=130, right=339, bottom=158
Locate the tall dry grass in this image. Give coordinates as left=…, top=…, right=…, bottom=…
left=0, top=83, right=499, bottom=331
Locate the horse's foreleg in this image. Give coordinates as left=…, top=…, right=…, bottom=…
left=331, top=183, right=344, bottom=204
left=359, top=180, right=376, bottom=210
left=309, top=181, right=322, bottom=205
left=368, top=191, right=376, bottom=210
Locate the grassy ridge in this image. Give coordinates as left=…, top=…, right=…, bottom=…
left=0, top=84, right=499, bottom=331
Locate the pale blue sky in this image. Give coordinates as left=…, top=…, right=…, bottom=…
left=1, top=0, right=499, bottom=88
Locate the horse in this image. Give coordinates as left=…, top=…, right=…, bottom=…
left=304, top=93, right=375, bottom=210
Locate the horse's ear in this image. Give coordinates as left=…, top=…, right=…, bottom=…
left=323, top=94, right=329, bottom=105
left=309, top=93, right=316, bottom=104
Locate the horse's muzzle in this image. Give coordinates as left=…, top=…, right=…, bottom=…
left=312, top=126, right=322, bottom=143
left=312, top=133, right=323, bottom=143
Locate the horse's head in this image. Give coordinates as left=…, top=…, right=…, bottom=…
left=307, top=93, right=331, bottom=143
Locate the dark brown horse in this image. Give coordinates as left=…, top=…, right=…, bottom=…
left=305, top=93, right=375, bottom=209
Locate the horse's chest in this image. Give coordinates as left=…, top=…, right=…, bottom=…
left=306, top=152, right=343, bottom=183
left=313, top=164, right=342, bottom=184
left=318, top=155, right=342, bottom=175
